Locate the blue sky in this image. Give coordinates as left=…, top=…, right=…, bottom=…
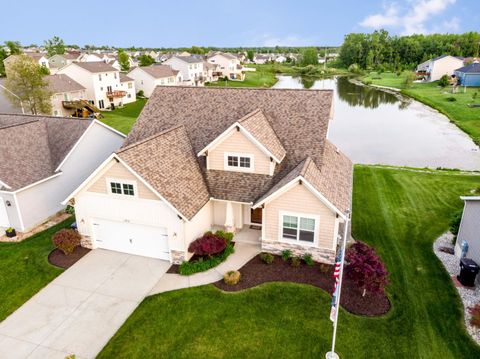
left=2, top=0, right=479, bottom=47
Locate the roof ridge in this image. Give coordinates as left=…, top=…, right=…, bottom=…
left=154, top=85, right=333, bottom=93
left=0, top=113, right=93, bottom=122
left=237, top=108, right=263, bottom=123
left=118, top=124, right=186, bottom=153
left=0, top=118, right=40, bottom=130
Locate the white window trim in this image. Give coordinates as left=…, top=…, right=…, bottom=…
left=278, top=210, right=319, bottom=247
left=106, top=177, right=138, bottom=198
left=224, top=152, right=255, bottom=172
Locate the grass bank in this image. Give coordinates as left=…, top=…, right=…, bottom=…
left=100, top=98, right=147, bottom=134
left=99, top=166, right=480, bottom=358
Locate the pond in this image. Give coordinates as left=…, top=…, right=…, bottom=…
left=273, top=76, right=480, bottom=170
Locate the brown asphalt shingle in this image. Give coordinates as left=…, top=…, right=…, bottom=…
left=45, top=74, right=85, bottom=94
left=73, top=62, right=118, bottom=73
left=132, top=65, right=177, bottom=79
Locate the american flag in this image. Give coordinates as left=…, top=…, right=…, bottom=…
left=329, top=254, right=342, bottom=322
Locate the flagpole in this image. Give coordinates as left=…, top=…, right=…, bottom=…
left=326, top=210, right=350, bottom=359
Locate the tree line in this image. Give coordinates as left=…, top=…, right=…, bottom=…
left=339, top=30, right=480, bottom=71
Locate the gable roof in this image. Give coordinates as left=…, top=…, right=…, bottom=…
left=0, top=114, right=92, bottom=191
left=133, top=65, right=178, bottom=79
left=455, top=62, right=480, bottom=74
left=432, top=55, right=464, bottom=62
left=45, top=74, right=85, bottom=94
left=117, top=125, right=210, bottom=220
left=208, top=52, right=237, bottom=60
left=119, top=73, right=134, bottom=82
left=73, top=62, right=118, bottom=73
left=168, top=55, right=203, bottom=64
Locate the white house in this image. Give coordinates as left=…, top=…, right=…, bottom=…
left=127, top=65, right=180, bottom=97
left=275, top=55, right=287, bottom=63
left=455, top=197, right=480, bottom=268
left=0, top=114, right=125, bottom=233
left=253, top=54, right=272, bottom=65
left=58, top=62, right=135, bottom=110
left=77, top=53, right=103, bottom=63
left=45, top=74, right=87, bottom=117
left=207, top=52, right=245, bottom=81
left=119, top=73, right=136, bottom=102
left=3, top=53, right=49, bottom=76
left=164, top=56, right=204, bottom=86
left=48, top=53, right=81, bottom=70
left=416, top=55, right=465, bottom=82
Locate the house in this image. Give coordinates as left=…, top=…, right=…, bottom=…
left=45, top=74, right=88, bottom=117
left=63, top=87, right=352, bottom=264
left=3, top=53, right=49, bottom=76
left=275, top=55, right=287, bottom=63
left=203, top=62, right=220, bottom=83
left=164, top=56, right=204, bottom=86
left=48, top=53, right=80, bottom=70
left=0, top=114, right=125, bottom=233
left=58, top=62, right=135, bottom=110
left=77, top=53, right=103, bottom=63
left=207, top=52, right=245, bottom=81
left=416, top=55, right=465, bottom=82
left=127, top=65, right=180, bottom=97
left=454, top=197, right=480, bottom=270
left=454, top=62, right=480, bottom=87
left=119, top=73, right=136, bottom=102
left=253, top=54, right=272, bottom=65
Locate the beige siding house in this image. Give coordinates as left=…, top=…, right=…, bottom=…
left=64, top=87, right=352, bottom=264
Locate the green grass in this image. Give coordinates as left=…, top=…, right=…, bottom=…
left=362, top=72, right=480, bottom=144
left=99, top=166, right=480, bottom=358
left=101, top=98, right=147, bottom=134
left=207, top=65, right=279, bottom=88
left=0, top=216, right=75, bottom=321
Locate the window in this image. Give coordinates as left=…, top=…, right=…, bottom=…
left=98, top=100, right=105, bottom=109
left=109, top=180, right=136, bottom=196
left=110, top=182, right=122, bottom=194
left=282, top=214, right=316, bottom=243
left=122, top=183, right=135, bottom=196
left=225, top=153, right=254, bottom=171
left=114, top=72, right=117, bottom=79
left=128, top=82, right=132, bottom=89
left=98, top=74, right=102, bottom=81
left=227, top=156, right=238, bottom=167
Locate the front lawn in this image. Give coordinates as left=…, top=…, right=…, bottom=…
left=101, top=98, right=147, bottom=134
left=0, top=217, right=75, bottom=321
left=207, top=65, right=279, bottom=88
left=99, top=166, right=480, bottom=358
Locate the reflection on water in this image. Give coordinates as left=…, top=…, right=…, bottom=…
left=273, top=76, right=480, bottom=170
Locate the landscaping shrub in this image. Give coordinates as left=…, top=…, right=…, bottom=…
left=188, top=234, right=227, bottom=256
left=223, top=270, right=241, bottom=285
left=214, top=230, right=234, bottom=244
left=291, top=256, right=301, bottom=267
left=469, top=304, right=480, bottom=327
left=439, top=74, right=450, bottom=88
left=348, top=63, right=362, bottom=74
left=345, top=241, right=389, bottom=296
left=302, top=253, right=314, bottom=266
left=136, top=90, right=144, bottom=97
left=65, top=205, right=75, bottom=215
left=450, top=210, right=463, bottom=240
left=281, top=249, right=292, bottom=261
left=446, top=96, right=457, bottom=102
left=319, top=263, right=331, bottom=273
left=260, top=252, right=274, bottom=264
left=179, top=243, right=234, bottom=275
left=52, top=229, right=81, bottom=255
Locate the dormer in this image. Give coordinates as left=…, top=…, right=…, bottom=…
left=197, top=109, right=286, bottom=176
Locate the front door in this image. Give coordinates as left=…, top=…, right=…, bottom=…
left=251, top=208, right=262, bottom=224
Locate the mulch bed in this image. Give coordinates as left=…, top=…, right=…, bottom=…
left=213, top=254, right=391, bottom=317
left=48, top=246, right=91, bottom=269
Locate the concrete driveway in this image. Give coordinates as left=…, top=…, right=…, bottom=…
left=0, top=249, right=170, bottom=359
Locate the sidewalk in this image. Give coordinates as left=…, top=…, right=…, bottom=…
left=149, top=242, right=260, bottom=295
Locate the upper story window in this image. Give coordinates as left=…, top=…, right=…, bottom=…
left=108, top=179, right=136, bottom=197
left=114, top=72, right=117, bottom=79
left=98, top=74, right=102, bottom=81
left=128, top=82, right=133, bottom=89
left=225, top=153, right=254, bottom=172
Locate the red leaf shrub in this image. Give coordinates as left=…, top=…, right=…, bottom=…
left=52, top=229, right=81, bottom=255
left=188, top=234, right=227, bottom=256
left=345, top=241, right=389, bottom=296
left=470, top=304, right=480, bottom=328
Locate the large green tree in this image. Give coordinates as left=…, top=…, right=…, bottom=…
left=44, top=36, right=65, bottom=56
left=117, top=50, right=131, bottom=71
left=138, top=54, right=155, bottom=67
left=299, top=47, right=318, bottom=66
left=5, top=41, right=21, bottom=55
left=4, top=55, right=52, bottom=114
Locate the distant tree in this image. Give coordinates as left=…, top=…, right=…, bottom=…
left=44, top=36, right=65, bottom=57
left=0, top=48, right=8, bottom=76
left=138, top=54, right=155, bottom=67
left=118, top=50, right=131, bottom=71
left=299, top=47, right=318, bottom=66
left=5, top=41, right=21, bottom=55
left=4, top=55, right=52, bottom=114
left=190, top=46, right=205, bottom=55
left=247, top=50, right=254, bottom=62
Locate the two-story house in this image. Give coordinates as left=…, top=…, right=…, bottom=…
left=164, top=56, right=204, bottom=86
left=207, top=52, right=245, bottom=80
left=63, top=87, right=352, bottom=264
left=48, top=53, right=81, bottom=70
left=45, top=74, right=87, bottom=117
left=57, top=62, right=135, bottom=110
left=3, top=53, right=49, bottom=76
left=127, top=65, right=181, bottom=97
left=416, top=55, right=465, bottom=82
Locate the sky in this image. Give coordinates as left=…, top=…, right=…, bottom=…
left=1, top=0, right=479, bottom=47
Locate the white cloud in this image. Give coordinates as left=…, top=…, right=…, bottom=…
left=360, top=0, right=457, bottom=35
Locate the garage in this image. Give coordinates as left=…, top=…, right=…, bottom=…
left=0, top=197, right=10, bottom=228
left=92, top=218, right=170, bottom=260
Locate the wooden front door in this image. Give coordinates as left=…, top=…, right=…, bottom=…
left=250, top=208, right=262, bottom=224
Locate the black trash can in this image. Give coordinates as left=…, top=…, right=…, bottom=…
left=457, top=258, right=480, bottom=287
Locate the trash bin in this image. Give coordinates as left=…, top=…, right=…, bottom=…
left=457, top=258, right=480, bottom=287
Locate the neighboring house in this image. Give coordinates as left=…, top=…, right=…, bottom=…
left=164, top=56, right=204, bottom=86
left=77, top=53, right=103, bottom=63
left=253, top=54, right=272, bottom=64
left=64, top=87, right=352, bottom=264
left=127, top=65, right=180, bottom=97
left=0, top=114, right=125, bottom=233
left=207, top=52, right=245, bottom=81
left=416, top=55, right=465, bottom=82
left=45, top=74, right=87, bottom=117
left=119, top=73, right=136, bottom=103
left=3, top=53, right=49, bottom=76
left=275, top=55, right=287, bottom=63
left=48, top=53, right=80, bottom=69
left=454, top=62, right=480, bottom=87
left=203, top=62, right=219, bottom=83
left=454, top=197, right=480, bottom=269
left=58, top=62, right=133, bottom=110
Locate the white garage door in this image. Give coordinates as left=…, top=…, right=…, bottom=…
left=92, top=218, right=170, bottom=260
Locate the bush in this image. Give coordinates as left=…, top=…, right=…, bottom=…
left=260, top=252, right=274, bottom=264
left=224, top=270, right=241, bottom=285
left=214, top=230, right=234, bottom=244
left=439, top=74, right=450, bottom=88
left=188, top=234, right=227, bottom=256
left=470, top=304, right=480, bottom=327
left=65, top=205, right=75, bottom=215
left=52, top=229, right=81, bottom=255
left=348, top=63, right=362, bottom=74
left=319, top=263, right=331, bottom=273
left=446, top=96, right=457, bottom=102
left=345, top=241, right=389, bottom=296
left=281, top=249, right=292, bottom=261
left=450, top=210, right=463, bottom=237
left=136, top=90, right=144, bottom=97
left=291, top=256, right=301, bottom=267
left=179, top=243, right=234, bottom=275
left=303, top=253, right=314, bottom=266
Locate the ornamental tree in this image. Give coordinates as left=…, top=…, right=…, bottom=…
left=188, top=234, right=227, bottom=257
left=345, top=241, right=389, bottom=296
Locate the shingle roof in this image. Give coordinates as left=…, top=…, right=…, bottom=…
left=456, top=62, right=480, bottom=74
left=119, top=73, right=134, bottom=82
left=117, top=125, right=210, bottom=220
left=238, top=109, right=286, bottom=162
left=170, top=56, right=203, bottom=64
left=123, top=87, right=351, bottom=214
left=208, top=52, right=237, bottom=60
left=45, top=74, right=85, bottom=94
left=134, top=65, right=177, bottom=79
left=0, top=114, right=92, bottom=191
left=74, top=62, right=118, bottom=73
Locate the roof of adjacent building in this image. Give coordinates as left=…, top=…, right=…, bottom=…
left=24, top=52, right=47, bottom=61
left=117, top=125, right=210, bottom=220
left=455, top=62, right=480, bottom=74
left=133, top=65, right=178, bottom=79
left=119, top=73, right=134, bottom=82
left=432, top=54, right=464, bottom=62
left=0, top=114, right=92, bottom=191
left=168, top=55, right=203, bottom=64
left=45, top=74, right=85, bottom=94
left=123, top=86, right=352, bottom=214
left=73, top=61, right=118, bottom=73
left=208, top=52, right=237, bottom=60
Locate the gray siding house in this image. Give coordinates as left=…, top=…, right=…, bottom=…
left=455, top=197, right=480, bottom=266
